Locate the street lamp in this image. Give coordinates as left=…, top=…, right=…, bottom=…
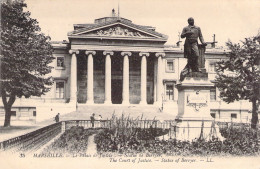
left=161, top=93, right=164, bottom=111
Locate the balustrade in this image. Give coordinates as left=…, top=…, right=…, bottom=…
left=2, top=119, right=249, bottom=152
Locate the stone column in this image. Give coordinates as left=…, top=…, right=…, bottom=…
left=121, top=52, right=132, bottom=105
left=103, top=51, right=114, bottom=104
left=155, top=52, right=165, bottom=105
left=139, top=52, right=150, bottom=105
left=69, top=50, right=79, bottom=102
left=86, top=51, right=96, bottom=104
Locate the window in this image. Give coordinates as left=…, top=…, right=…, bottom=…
left=166, top=60, right=175, bottom=72
left=56, top=81, right=64, bottom=98
left=165, top=84, right=174, bottom=101
left=209, top=62, right=216, bottom=73
left=57, top=57, right=64, bottom=68
left=11, top=111, right=16, bottom=116
left=33, top=111, right=37, bottom=117
left=231, top=113, right=237, bottom=119
left=210, top=88, right=216, bottom=101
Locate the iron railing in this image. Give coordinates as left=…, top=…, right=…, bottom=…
left=63, top=120, right=176, bottom=130
left=0, top=122, right=62, bottom=152
left=0, top=119, right=256, bottom=152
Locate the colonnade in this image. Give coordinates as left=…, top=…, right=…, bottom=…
left=69, top=50, right=165, bottom=105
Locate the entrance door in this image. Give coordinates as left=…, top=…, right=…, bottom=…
left=112, top=79, right=122, bottom=104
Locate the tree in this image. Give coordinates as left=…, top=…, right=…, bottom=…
left=215, top=35, right=260, bottom=129
left=0, top=0, right=54, bottom=127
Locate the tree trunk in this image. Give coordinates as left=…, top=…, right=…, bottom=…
left=4, top=106, right=11, bottom=127
left=251, top=98, right=258, bottom=129
left=1, top=90, right=16, bottom=127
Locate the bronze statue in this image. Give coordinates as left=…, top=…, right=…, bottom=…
left=180, top=17, right=207, bottom=81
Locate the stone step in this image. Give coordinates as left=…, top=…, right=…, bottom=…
left=59, top=104, right=177, bottom=121
left=77, top=104, right=159, bottom=113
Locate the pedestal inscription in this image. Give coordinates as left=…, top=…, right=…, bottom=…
left=187, top=90, right=207, bottom=111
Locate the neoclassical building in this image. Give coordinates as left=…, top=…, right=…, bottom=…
left=0, top=14, right=251, bottom=123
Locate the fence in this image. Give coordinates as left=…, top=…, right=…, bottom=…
left=0, top=122, right=62, bottom=152
left=64, top=120, right=176, bottom=130
left=0, top=119, right=256, bottom=152
left=0, top=119, right=173, bottom=152
left=63, top=120, right=172, bottom=130
left=216, top=121, right=254, bottom=130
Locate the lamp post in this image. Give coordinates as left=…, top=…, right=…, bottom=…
left=161, top=93, right=164, bottom=111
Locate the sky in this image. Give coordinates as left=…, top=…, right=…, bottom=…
left=24, top=0, right=260, bottom=46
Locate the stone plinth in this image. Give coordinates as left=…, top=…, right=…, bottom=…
left=173, top=73, right=224, bottom=141
left=176, top=73, right=213, bottom=120
left=174, top=120, right=224, bottom=141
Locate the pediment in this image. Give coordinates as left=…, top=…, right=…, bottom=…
left=84, top=25, right=154, bottom=38
left=68, top=22, right=167, bottom=40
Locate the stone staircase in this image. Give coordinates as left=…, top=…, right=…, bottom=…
left=60, top=104, right=178, bottom=121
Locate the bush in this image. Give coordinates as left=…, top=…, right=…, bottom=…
left=42, top=126, right=99, bottom=155
left=94, top=127, right=168, bottom=154
left=219, top=124, right=259, bottom=155
left=95, top=122, right=260, bottom=156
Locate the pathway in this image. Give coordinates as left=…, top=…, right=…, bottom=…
left=86, top=134, right=97, bottom=155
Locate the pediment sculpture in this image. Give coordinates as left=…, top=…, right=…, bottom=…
left=95, top=26, right=150, bottom=37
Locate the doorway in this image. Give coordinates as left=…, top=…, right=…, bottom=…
left=111, top=79, right=122, bottom=104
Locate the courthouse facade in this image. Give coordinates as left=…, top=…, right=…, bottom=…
left=0, top=15, right=251, bottom=122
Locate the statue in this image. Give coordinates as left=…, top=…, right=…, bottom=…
left=180, top=17, right=207, bottom=81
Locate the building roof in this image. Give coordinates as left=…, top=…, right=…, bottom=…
left=51, top=41, right=68, bottom=49
left=68, top=16, right=168, bottom=39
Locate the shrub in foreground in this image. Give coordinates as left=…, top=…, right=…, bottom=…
left=95, top=124, right=260, bottom=156
left=42, top=126, right=98, bottom=155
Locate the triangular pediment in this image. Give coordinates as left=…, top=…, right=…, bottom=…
left=81, top=25, right=155, bottom=38
left=68, top=21, right=168, bottom=40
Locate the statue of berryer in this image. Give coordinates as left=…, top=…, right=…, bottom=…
left=180, top=17, right=207, bottom=81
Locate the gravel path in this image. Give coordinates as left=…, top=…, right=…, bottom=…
left=86, top=134, right=97, bottom=155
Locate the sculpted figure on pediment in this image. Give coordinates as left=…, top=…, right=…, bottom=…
left=124, top=29, right=134, bottom=36
left=103, top=29, right=110, bottom=35
left=96, top=30, right=103, bottom=36
left=95, top=26, right=148, bottom=37
left=109, top=28, right=114, bottom=34
left=115, top=26, right=124, bottom=35
left=134, top=32, right=142, bottom=37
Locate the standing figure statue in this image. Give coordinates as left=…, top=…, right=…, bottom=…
left=180, top=17, right=207, bottom=81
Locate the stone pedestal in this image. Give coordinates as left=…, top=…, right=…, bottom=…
left=174, top=120, right=224, bottom=141
left=177, top=72, right=213, bottom=120
left=174, top=73, right=224, bottom=141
